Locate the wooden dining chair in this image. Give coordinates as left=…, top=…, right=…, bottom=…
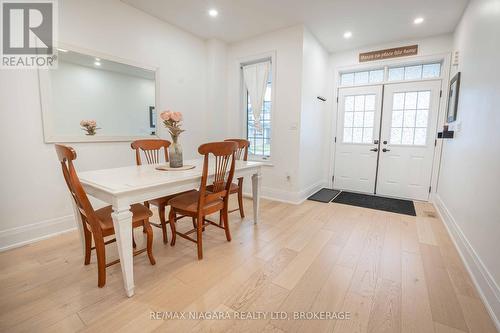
left=224, top=139, right=250, bottom=218
left=55, top=144, right=155, bottom=288
left=168, top=141, right=238, bottom=259
left=131, top=139, right=194, bottom=244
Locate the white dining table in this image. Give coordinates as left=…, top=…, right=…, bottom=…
left=77, top=159, right=263, bottom=297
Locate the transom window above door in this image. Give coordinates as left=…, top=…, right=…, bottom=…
left=343, top=94, right=375, bottom=144
left=339, top=61, right=442, bottom=87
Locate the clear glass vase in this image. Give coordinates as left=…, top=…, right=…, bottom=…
left=169, top=136, right=183, bottom=168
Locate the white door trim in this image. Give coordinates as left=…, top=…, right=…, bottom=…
left=328, top=52, right=452, bottom=201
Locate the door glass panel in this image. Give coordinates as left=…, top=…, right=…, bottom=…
left=393, top=93, right=405, bottom=110
left=416, top=109, right=428, bottom=127
left=354, top=95, right=365, bottom=111
left=417, top=91, right=430, bottom=109
left=353, top=112, right=364, bottom=127
left=365, top=95, right=375, bottom=110
left=342, top=93, right=377, bottom=144
left=390, top=90, right=430, bottom=145
left=390, top=128, right=402, bottom=144
left=344, top=112, right=354, bottom=127
left=404, top=92, right=418, bottom=109
left=363, top=127, right=373, bottom=143
left=414, top=128, right=427, bottom=145
left=391, top=111, right=403, bottom=127
left=343, top=127, right=353, bottom=142
left=403, top=109, right=416, bottom=127
left=352, top=128, right=363, bottom=143
left=364, top=112, right=374, bottom=127
left=402, top=128, right=415, bottom=144
left=345, top=96, right=354, bottom=111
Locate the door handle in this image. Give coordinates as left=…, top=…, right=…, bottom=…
left=382, top=148, right=391, bottom=152
left=370, top=148, right=378, bottom=152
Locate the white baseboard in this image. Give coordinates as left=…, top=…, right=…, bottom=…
left=0, top=215, right=76, bottom=252
left=432, top=193, right=500, bottom=331
left=244, top=181, right=328, bottom=205
left=0, top=181, right=328, bottom=252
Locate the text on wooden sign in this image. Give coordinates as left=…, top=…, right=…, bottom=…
left=359, top=45, right=418, bottom=62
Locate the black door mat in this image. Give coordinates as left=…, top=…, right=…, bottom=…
left=331, top=191, right=416, bottom=216
left=308, top=188, right=341, bottom=203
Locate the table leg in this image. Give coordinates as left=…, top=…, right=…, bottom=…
left=251, top=172, right=262, bottom=224
left=111, top=205, right=134, bottom=297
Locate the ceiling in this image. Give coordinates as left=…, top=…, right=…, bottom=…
left=122, top=0, right=468, bottom=52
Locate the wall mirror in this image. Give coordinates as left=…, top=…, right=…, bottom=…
left=39, top=46, right=158, bottom=142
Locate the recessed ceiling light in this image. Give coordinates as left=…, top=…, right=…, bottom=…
left=208, top=9, right=218, bottom=17
left=94, top=61, right=101, bottom=66
left=414, top=17, right=424, bottom=24
left=343, top=31, right=352, bottom=39
left=57, top=48, right=68, bottom=52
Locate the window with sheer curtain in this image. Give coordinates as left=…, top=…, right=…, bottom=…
left=245, top=68, right=272, bottom=159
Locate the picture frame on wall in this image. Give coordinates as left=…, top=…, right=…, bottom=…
left=447, top=72, right=461, bottom=123
left=149, top=106, right=156, bottom=128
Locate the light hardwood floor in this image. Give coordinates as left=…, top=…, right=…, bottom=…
left=0, top=198, right=497, bottom=333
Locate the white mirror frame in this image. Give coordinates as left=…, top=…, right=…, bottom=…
left=38, top=42, right=160, bottom=143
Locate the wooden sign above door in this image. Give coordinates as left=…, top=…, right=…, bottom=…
left=359, top=45, right=418, bottom=62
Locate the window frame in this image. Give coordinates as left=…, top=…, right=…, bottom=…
left=338, top=60, right=443, bottom=88
left=239, top=53, right=276, bottom=162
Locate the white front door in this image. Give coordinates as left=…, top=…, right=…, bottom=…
left=376, top=81, right=441, bottom=200
left=333, top=85, right=383, bottom=194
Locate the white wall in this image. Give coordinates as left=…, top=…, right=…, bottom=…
left=51, top=61, right=155, bottom=136
left=298, top=29, right=331, bottom=192
left=226, top=25, right=305, bottom=202
left=434, top=0, right=500, bottom=326
left=206, top=39, right=228, bottom=142
left=0, top=0, right=208, bottom=250
left=330, top=34, right=454, bottom=70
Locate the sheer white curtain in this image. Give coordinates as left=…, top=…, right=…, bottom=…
left=242, top=61, right=271, bottom=130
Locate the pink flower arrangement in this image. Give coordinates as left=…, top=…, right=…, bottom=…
left=80, top=120, right=96, bottom=127
left=160, top=111, right=183, bottom=122
left=80, top=119, right=100, bottom=136
left=160, top=110, right=185, bottom=141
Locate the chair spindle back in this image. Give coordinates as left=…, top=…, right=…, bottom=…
left=224, top=139, right=250, bottom=161
left=197, top=142, right=238, bottom=209
left=130, top=139, right=170, bottom=165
